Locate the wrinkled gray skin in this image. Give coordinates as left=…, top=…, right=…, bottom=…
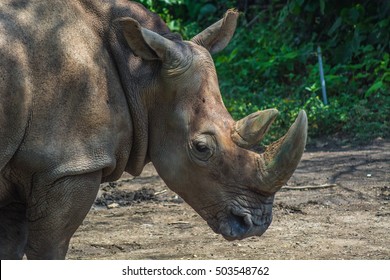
left=0, top=0, right=307, bottom=259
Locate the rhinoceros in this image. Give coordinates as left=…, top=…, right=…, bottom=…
left=0, top=0, right=307, bottom=259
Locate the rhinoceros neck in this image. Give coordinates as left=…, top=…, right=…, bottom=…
left=77, top=0, right=178, bottom=176
left=100, top=0, right=171, bottom=176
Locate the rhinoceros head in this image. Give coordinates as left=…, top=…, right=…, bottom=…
left=118, top=10, right=307, bottom=240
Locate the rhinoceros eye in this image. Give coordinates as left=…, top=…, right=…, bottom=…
left=194, top=142, right=209, bottom=153
left=191, top=134, right=215, bottom=162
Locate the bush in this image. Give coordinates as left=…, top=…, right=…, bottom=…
left=135, top=0, right=390, bottom=144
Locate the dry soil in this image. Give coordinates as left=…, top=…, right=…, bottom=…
left=67, top=139, right=390, bottom=259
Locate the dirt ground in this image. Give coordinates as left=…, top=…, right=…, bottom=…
left=67, top=139, right=389, bottom=260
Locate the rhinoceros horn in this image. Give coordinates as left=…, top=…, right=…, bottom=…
left=234, top=110, right=308, bottom=193
left=232, top=109, right=279, bottom=148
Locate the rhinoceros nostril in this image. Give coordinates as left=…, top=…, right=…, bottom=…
left=228, top=211, right=252, bottom=238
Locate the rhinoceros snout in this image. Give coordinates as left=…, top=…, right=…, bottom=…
left=216, top=209, right=273, bottom=241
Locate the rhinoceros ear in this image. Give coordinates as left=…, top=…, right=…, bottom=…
left=117, top=17, right=177, bottom=61
left=191, top=9, right=239, bottom=54
left=117, top=17, right=159, bottom=60
left=118, top=17, right=190, bottom=71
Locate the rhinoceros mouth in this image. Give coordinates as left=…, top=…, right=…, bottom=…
left=208, top=208, right=273, bottom=241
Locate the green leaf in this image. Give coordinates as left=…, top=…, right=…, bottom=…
left=198, top=4, right=217, bottom=19
left=320, top=0, right=325, bottom=15
left=328, top=17, right=342, bottom=36
left=382, top=72, right=390, bottom=82
left=283, top=51, right=298, bottom=59
left=365, top=81, right=383, bottom=98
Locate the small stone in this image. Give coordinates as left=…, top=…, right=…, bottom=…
left=107, top=203, right=119, bottom=209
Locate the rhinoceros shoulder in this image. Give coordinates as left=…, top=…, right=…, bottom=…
left=0, top=1, right=134, bottom=185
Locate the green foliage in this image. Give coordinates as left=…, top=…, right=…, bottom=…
left=136, top=0, right=235, bottom=37
left=134, top=0, right=390, bottom=144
